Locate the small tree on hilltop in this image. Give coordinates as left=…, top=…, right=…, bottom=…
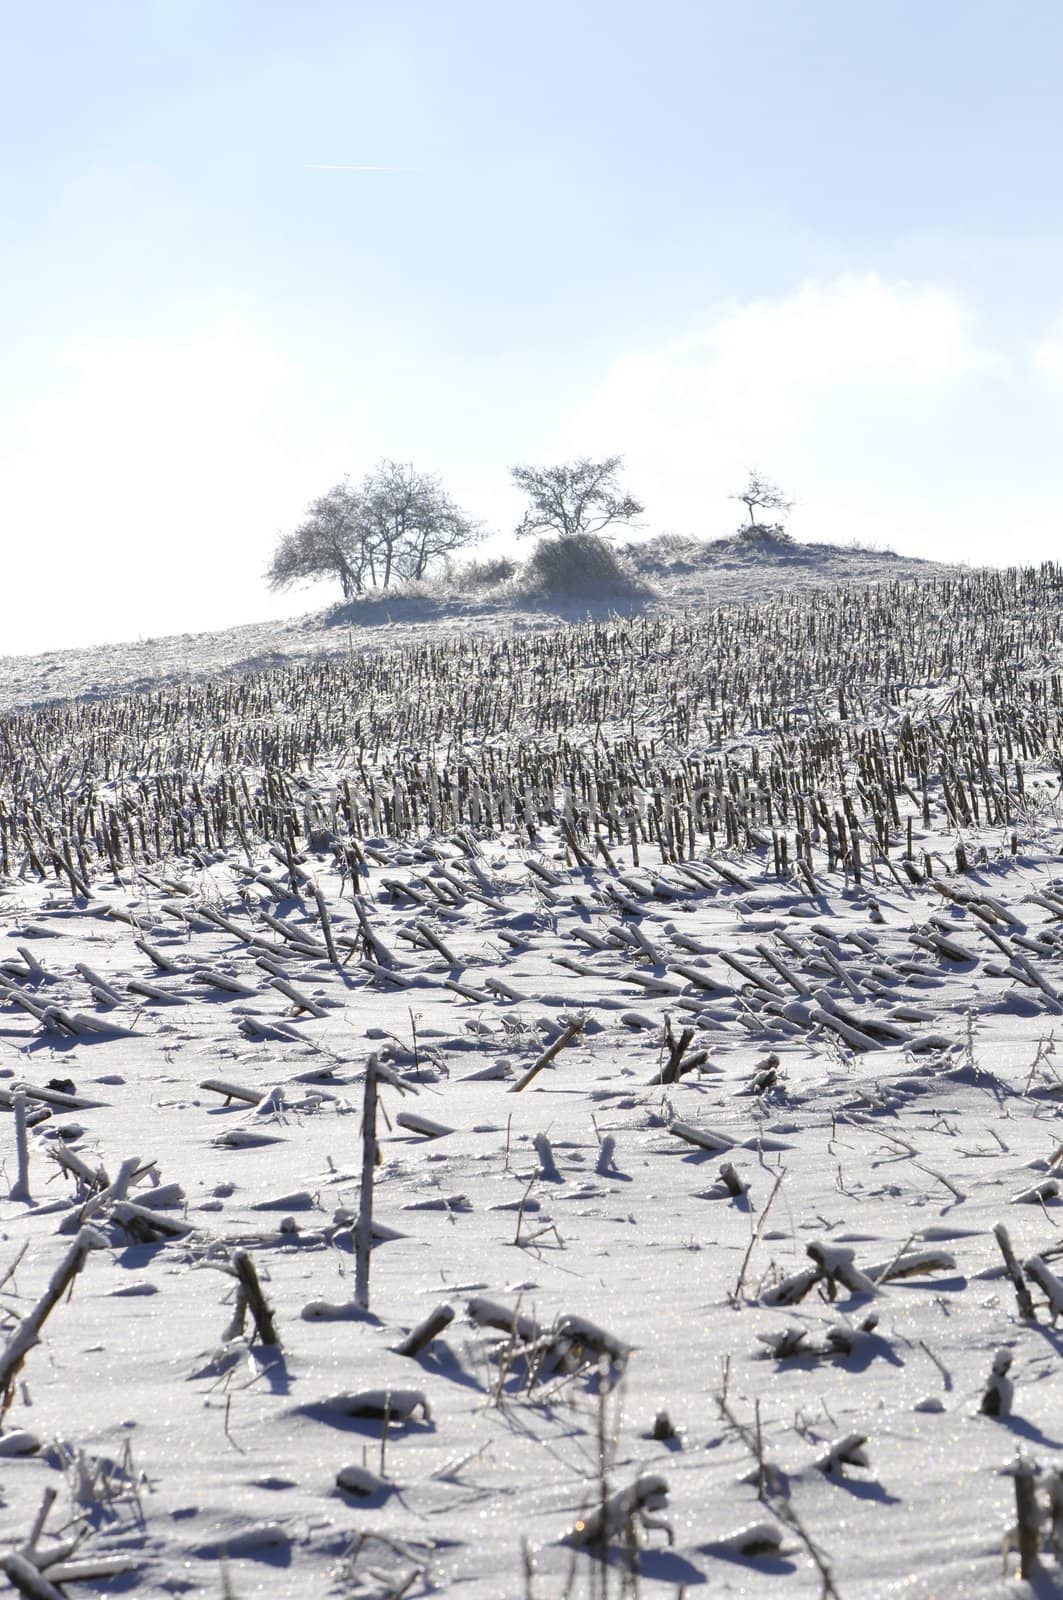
left=266, top=482, right=367, bottom=600
left=266, top=461, right=480, bottom=599
left=359, top=461, right=481, bottom=588
left=731, top=469, right=794, bottom=538
left=510, top=455, right=644, bottom=541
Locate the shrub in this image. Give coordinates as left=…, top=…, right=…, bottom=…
left=453, top=554, right=519, bottom=591
left=520, top=533, right=641, bottom=597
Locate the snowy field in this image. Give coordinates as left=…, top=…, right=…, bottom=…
left=0, top=562, right=1062, bottom=1599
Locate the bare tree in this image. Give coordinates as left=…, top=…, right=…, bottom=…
left=266, top=462, right=479, bottom=599
left=731, top=470, right=794, bottom=534
left=510, top=456, right=643, bottom=541
left=266, top=483, right=367, bottom=600
left=360, top=461, right=480, bottom=587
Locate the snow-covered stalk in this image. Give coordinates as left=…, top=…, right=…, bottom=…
left=33, top=1559, right=135, bottom=1585
left=467, top=1297, right=541, bottom=1343
left=9, top=1093, right=31, bottom=1203
left=224, top=1284, right=248, bottom=1342
left=1011, top=1455, right=1041, bottom=1577
left=0, top=1229, right=104, bottom=1414
left=77, top=1155, right=143, bottom=1226
left=659, top=1024, right=695, bottom=1084
left=980, top=1350, right=1013, bottom=1416
left=413, top=919, right=457, bottom=965
left=510, top=1019, right=583, bottom=1093
left=533, top=1133, right=560, bottom=1182
left=50, top=1143, right=104, bottom=1194
left=806, top=1241, right=877, bottom=1297
left=814, top=1433, right=870, bottom=1476
left=232, top=1251, right=278, bottom=1347
left=595, top=1135, right=617, bottom=1176
left=1024, top=1255, right=1063, bottom=1322
left=993, top=1224, right=1037, bottom=1320
left=718, top=1161, right=750, bottom=1198
left=103, top=1155, right=142, bottom=1205
left=393, top=1302, right=454, bottom=1359
left=353, top=896, right=397, bottom=969
left=1, top=1552, right=65, bottom=1599
left=565, top=1473, right=672, bottom=1548
left=355, top=1056, right=379, bottom=1311
left=312, top=884, right=339, bottom=964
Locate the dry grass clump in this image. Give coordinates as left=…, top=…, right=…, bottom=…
left=451, top=554, right=519, bottom=592
left=731, top=521, right=795, bottom=545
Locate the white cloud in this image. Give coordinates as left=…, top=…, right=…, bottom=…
left=561, top=274, right=1003, bottom=550
left=694, top=274, right=990, bottom=390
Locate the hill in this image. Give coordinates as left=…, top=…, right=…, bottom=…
left=0, top=531, right=958, bottom=712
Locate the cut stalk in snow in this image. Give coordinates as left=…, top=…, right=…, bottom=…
left=312, top=885, right=339, bottom=964
left=355, top=1057, right=379, bottom=1311
left=0, top=1229, right=104, bottom=1414
left=510, top=1019, right=584, bottom=1092
left=9, top=1094, right=31, bottom=1203
left=393, top=1302, right=455, bottom=1358
left=232, top=1251, right=280, bottom=1346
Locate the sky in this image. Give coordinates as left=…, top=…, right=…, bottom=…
left=3, top=0, right=1063, bottom=655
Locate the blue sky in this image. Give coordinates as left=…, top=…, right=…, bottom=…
left=3, top=1, right=1063, bottom=653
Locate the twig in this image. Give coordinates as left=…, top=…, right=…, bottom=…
left=731, top=1169, right=786, bottom=1302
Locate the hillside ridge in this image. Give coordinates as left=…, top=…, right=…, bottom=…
left=0, top=533, right=962, bottom=713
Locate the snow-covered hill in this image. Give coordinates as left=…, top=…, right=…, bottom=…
left=0, top=533, right=958, bottom=713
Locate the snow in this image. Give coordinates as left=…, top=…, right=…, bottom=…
left=0, top=550, right=1060, bottom=1597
